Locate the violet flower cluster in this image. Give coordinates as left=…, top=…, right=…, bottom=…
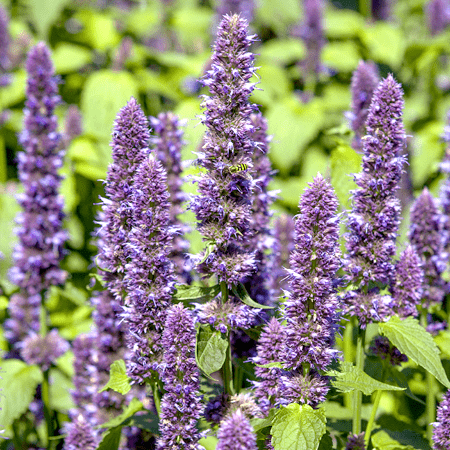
left=6, top=42, right=68, bottom=350
left=344, top=74, right=406, bottom=327
left=216, top=0, right=255, bottom=25
left=216, top=409, right=257, bottom=450
left=348, top=60, right=380, bottom=150
left=149, top=112, right=191, bottom=283
left=440, top=147, right=450, bottom=254
left=0, top=4, right=10, bottom=89
left=63, top=415, right=99, bottom=450
left=64, top=105, right=83, bottom=144
left=426, top=0, right=450, bottom=35
left=189, top=13, right=259, bottom=287
left=433, top=390, right=450, bottom=450
left=121, top=152, right=176, bottom=383
left=157, top=304, right=202, bottom=450
left=408, top=188, right=446, bottom=307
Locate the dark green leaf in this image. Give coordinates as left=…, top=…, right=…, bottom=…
left=173, top=284, right=220, bottom=302
left=99, top=359, right=132, bottom=395
left=127, top=411, right=159, bottom=434
left=97, top=426, right=122, bottom=450
left=327, top=362, right=405, bottom=395
left=196, top=326, right=228, bottom=378
left=379, top=316, right=450, bottom=389
left=97, top=398, right=144, bottom=430
left=272, top=403, right=326, bottom=450
left=232, top=283, right=274, bottom=310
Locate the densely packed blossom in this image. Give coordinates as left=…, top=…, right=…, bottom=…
left=189, top=14, right=259, bottom=287
left=96, top=97, right=150, bottom=301
left=149, top=112, right=190, bottom=283
left=391, top=245, right=423, bottom=317
left=348, top=60, right=380, bottom=150
left=0, top=5, right=10, bottom=88
left=344, top=74, right=406, bottom=327
left=283, top=174, right=340, bottom=373
left=63, top=415, right=99, bottom=450
left=426, top=0, right=450, bottom=35
left=440, top=147, right=450, bottom=254
left=216, top=408, right=257, bottom=450
left=157, top=304, right=202, bottom=450
left=122, top=153, right=176, bottom=382
left=6, top=42, right=67, bottom=349
left=20, top=329, right=69, bottom=371
left=346, top=433, right=366, bottom=450
left=408, top=188, right=446, bottom=307
left=433, top=390, right=450, bottom=450
left=253, top=317, right=285, bottom=413
left=64, top=105, right=83, bottom=143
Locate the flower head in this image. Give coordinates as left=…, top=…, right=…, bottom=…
left=344, top=74, right=406, bottom=327
left=426, top=0, right=450, bottom=35
left=189, top=14, right=259, bottom=287
left=433, top=390, right=450, bottom=450
left=369, top=336, right=407, bottom=366
left=346, top=433, right=366, bottom=450
left=157, top=304, right=203, bottom=450
left=217, top=408, right=257, bottom=450
left=0, top=5, right=11, bottom=87
left=64, top=105, right=83, bottom=143
left=63, top=415, right=99, bottom=450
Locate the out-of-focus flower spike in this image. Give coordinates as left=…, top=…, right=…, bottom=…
left=63, top=415, right=99, bottom=450
left=433, top=390, right=450, bottom=450
left=217, top=408, right=258, bottom=450
left=0, top=5, right=11, bottom=87
left=426, top=0, right=450, bottom=36
left=64, top=105, right=83, bottom=144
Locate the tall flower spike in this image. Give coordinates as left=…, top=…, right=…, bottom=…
left=157, top=304, right=202, bottom=450
left=63, top=415, right=99, bottom=450
left=371, top=0, right=391, bottom=20
left=6, top=42, right=67, bottom=349
left=348, top=61, right=380, bottom=150
left=0, top=4, right=11, bottom=87
left=96, top=97, right=150, bottom=302
left=64, top=105, right=83, bottom=144
left=189, top=13, right=259, bottom=287
left=408, top=188, right=446, bottom=308
left=440, top=147, right=450, bottom=254
left=216, top=0, right=255, bottom=25
left=149, top=112, right=191, bottom=284
left=253, top=317, right=285, bottom=414
left=433, top=390, right=450, bottom=450
left=426, top=0, right=450, bottom=35
left=344, top=74, right=406, bottom=327
left=391, top=245, right=423, bottom=318
left=217, top=408, right=258, bottom=450
left=122, top=153, right=176, bottom=383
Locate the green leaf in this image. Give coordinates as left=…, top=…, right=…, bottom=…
left=99, top=359, right=132, bottom=395
left=52, top=43, right=92, bottom=74
left=97, top=398, right=144, bottom=430
left=232, top=283, right=274, bottom=310
left=371, top=430, right=415, bottom=450
left=173, top=284, right=220, bottom=302
left=97, top=426, right=122, bottom=450
left=330, top=143, right=362, bottom=209
left=1, top=69, right=26, bottom=108
left=81, top=70, right=138, bottom=142
left=435, top=330, right=450, bottom=358
left=199, top=436, right=219, bottom=450
left=379, top=316, right=450, bottom=389
left=324, top=8, right=364, bottom=38
left=75, top=10, right=120, bottom=50
left=322, top=41, right=361, bottom=73
left=127, top=411, right=159, bottom=434
left=327, top=362, right=405, bottom=395
left=0, top=359, right=43, bottom=428
left=259, top=38, right=305, bottom=66
left=196, top=326, right=228, bottom=378
left=49, top=368, right=75, bottom=413
left=271, top=403, right=326, bottom=450
left=27, top=0, right=70, bottom=38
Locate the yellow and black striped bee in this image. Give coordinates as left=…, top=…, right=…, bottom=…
left=227, top=163, right=248, bottom=174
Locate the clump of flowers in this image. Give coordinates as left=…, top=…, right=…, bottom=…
left=433, top=390, right=450, bottom=450
left=63, top=415, right=99, bottom=450
left=217, top=408, right=257, bottom=450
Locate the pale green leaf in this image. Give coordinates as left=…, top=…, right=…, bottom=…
left=196, top=326, right=228, bottom=377
left=371, top=430, right=415, bottom=450
left=98, top=398, right=144, bottom=430
left=173, top=284, right=220, bottom=302
left=379, top=316, right=450, bottom=388
left=100, top=359, right=132, bottom=395
left=259, top=38, right=305, bottom=66
left=52, top=43, right=92, bottom=74
left=232, top=283, right=274, bottom=310
left=0, top=359, right=43, bottom=428
left=328, top=362, right=405, bottom=395
left=323, top=41, right=361, bottom=73
left=324, top=8, right=364, bottom=38
left=27, top=0, right=70, bottom=38
left=272, top=403, right=326, bottom=450
left=1, top=68, right=26, bottom=108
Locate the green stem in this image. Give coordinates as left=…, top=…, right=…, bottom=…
left=151, top=382, right=161, bottom=417
left=0, top=135, right=7, bottom=183
left=343, top=320, right=354, bottom=410
left=42, top=370, right=54, bottom=449
left=12, top=420, right=22, bottom=450
left=353, top=327, right=365, bottom=435
left=364, top=366, right=385, bottom=447
left=359, top=0, right=371, bottom=19
left=220, top=282, right=234, bottom=396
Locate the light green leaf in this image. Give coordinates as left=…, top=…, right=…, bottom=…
left=324, top=9, right=364, bottom=38
left=81, top=70, right=138, bottom=141
left=435, top=330, right=450, bottom=359
left=328, top=362, right=405, bottom=395
left=1, top=68, right=26, bottom=108
left=371, top=430, right=415, bottom=450
left=97, top=398, right=144, bottom=430
left=0, top=187, right=20, bottom=280
left=259, top=38, right=305, bottom=66
left=49, top=368, right=75, bottom=413
left=99, top=359, right=132, bottom=395
left=75, top=10, right=120, bottom=50
left=0, top=359, right=43, bottom=428
left=196, top=326, right=228, bottom=378
left=379, top=316, right=450, bottom=389
left=322, top=41, right=361, bottom=73
left=97, top=426, right=122, bottom=450
left=272, top=403, right=326, bottom=450
left=173, top=284, right=220, bottom=302
left=232, top=283, right=274, bottom=310
left=52, top=43, right=92, bottom=74
left=199, top=436, right=219, bottom=450
left=27, top=0, right=70, bottom=38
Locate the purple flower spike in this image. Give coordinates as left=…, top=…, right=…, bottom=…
left=346, top=433, right=366, bottom=450
left=440, top=147, right=450, bottom=254
left=217, top=409, right=257, bottom=450
left=284, top=174, right=341, bottom=373
left=344, top=74, right=406, bottom=327
left=391, top=245, right=423, bottom=318
left=216, top=0, right=255, bottom=25
left=426, top=0, right=450, bottom=36
left=408, top=188, right=446, bottom=307
left=369, top=336, right=408, bottom=366
left=0, top=4, right=11, bottom=87
left=348, top=61, right=380, bottom=150
left=253, top=318, right=285, bottom=414
left=6, top=42, right=67, bottom=348
left=157, top=304, right=202, bottom=450
left=149, top=112, right=191, bottom=283
left=96, top=97, right=150, bottom=301
left=122, top=153, right=176, bottom=383
left=20, top=329, right=69, bottom=371
left=63, top=415, right=99, bottom=450
left=433, top=390, right=450, bottom=450
left=189, top=14, right=259, bottom=288
left=64, top=105, right=83, bottom=143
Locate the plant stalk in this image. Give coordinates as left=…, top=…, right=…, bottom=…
left=353, top=327, right=365, bottom=435
left=364, top=365, right=385, bottom=447
left=343, top=319, right=354, bottom=410
left=220, top=281, right=234, bottom=396
left=151, top=382, right=161, bottom=417
left=42, top=369, right=55, bottom=449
